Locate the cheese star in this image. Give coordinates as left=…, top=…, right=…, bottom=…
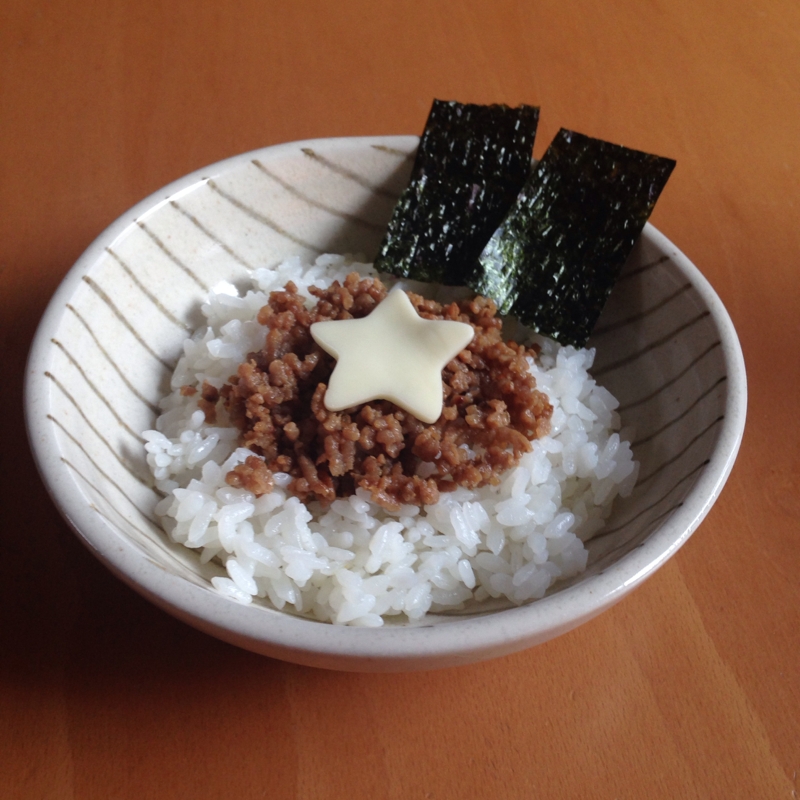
left=309, top=287, right=475, bottom=424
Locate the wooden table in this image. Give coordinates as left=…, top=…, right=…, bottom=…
left=2, top=0, right=798, bottom=796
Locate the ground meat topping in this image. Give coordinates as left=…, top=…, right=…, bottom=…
left=226, top=454, right=274, bottom=496
left=217, top=273, right=552, bottom=511
left=199, top=381, right=219, bottom=424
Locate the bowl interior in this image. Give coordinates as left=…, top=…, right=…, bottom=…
left=27, top=136, right=743, bottom=665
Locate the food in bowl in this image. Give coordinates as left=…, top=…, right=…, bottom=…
left=143, top=100, right=676, bottom=626
left=144, top=254, right=638, bottom=625
left=25, top=114, right=745, bottom=667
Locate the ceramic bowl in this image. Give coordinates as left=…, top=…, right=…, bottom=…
left=26, top=136, right=746, bottom=671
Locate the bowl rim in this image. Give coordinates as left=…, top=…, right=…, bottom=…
left=25, top=135, right=747, bottom=670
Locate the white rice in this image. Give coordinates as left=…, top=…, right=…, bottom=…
left=144, top=254, right=638, bottom=626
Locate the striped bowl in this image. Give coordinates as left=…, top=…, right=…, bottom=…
left=25, top=136, right=746, bottom=671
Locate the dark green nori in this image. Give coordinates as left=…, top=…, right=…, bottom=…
left=373, top=99, right=539, bottom=285
left=471, top=129, right=675, bottom=347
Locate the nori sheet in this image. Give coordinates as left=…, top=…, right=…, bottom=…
left=373, top=99, right=539, bottom=285
left=471, top=129, right=675, bottom=347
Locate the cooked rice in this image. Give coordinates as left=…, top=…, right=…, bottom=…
left=144, top=254, right=638, bottom=626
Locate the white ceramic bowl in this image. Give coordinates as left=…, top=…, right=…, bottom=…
left=26, top=136, right=746, bottom=671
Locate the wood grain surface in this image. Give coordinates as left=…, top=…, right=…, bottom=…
left=1, top=0, right=798, bottom=797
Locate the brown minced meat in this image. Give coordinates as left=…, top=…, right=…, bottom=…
left=208, top=273, right=552, bottom=511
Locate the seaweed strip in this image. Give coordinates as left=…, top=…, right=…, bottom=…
left=374, top=100, right=539, bottom=285
left=472, top=129, right=675, bottom=346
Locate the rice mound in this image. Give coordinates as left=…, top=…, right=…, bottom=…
left=144, top=254, right=638, bottom=627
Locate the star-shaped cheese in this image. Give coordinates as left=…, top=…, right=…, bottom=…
left=309, top=287, right=475, bottom=424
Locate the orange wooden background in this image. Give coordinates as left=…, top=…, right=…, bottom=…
left=2, top=0, right=798, bottom=797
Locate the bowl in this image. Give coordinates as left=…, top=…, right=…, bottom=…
left=25, top=136, right=746, bottom=671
